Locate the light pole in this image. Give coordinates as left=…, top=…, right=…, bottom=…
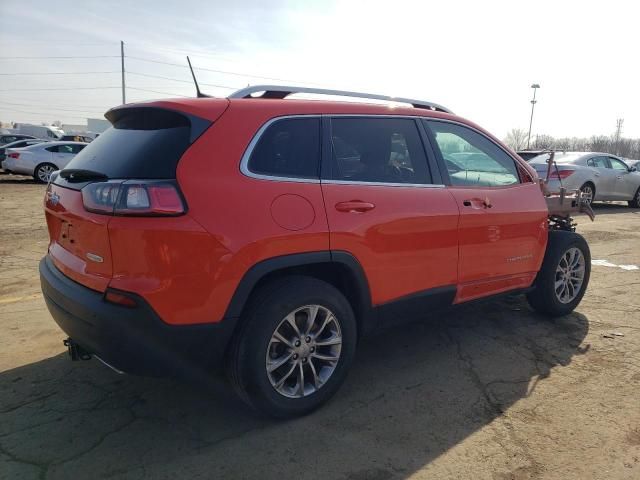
left=526, top=83, right=540, bottom=149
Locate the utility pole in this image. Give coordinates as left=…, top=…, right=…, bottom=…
left=613, top=118, right=624, bottom=155
left=120, top=40, right=126, bottom=104
left=526, top=83, right=540, bottom=149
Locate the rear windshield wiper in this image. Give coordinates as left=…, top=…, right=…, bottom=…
left=59, top=169, right=108, bottom=182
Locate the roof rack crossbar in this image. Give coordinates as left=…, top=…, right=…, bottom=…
left=227, top=85, right=452, bottom=113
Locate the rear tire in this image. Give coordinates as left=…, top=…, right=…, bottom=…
left=226, top=275, right=357, bottom=418
left=629, top=186, right=640, bottom=208
left=527, top=231, right=590, bottom=317
left=579, top=182, right=595, bottom=206
left=34, top=163, right=57, bottom=183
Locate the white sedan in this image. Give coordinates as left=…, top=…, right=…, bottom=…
left=1, top=141, right=88, bottom=183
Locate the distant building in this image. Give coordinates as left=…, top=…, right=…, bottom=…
left=87, top=118, right=110, bottom=133
left=62, top=123, right=87, bottom=133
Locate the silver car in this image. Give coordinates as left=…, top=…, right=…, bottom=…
left=529, top=152, right=640, bottom=208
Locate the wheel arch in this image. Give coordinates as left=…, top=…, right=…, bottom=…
left=224, top=251, right=375, bottom=337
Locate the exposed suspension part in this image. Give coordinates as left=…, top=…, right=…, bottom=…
left=538, top=149, right=595, bottom=230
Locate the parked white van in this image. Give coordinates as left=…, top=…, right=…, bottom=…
left=16, top=124, right=65, bottom=140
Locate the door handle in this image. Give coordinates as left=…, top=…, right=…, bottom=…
left=335, top=201, right=375, bottom=213
left=463, top=197, right=492, bottom=209
left=616, top=175, right=623, bottom=180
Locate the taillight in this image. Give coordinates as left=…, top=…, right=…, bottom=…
left=8, top=152, right=19, bottom=159
left=81, top=180, right=186, bottom=216
left=82, top=181, right=122, bottom=214
left=550, top=170, right=575, bottom=180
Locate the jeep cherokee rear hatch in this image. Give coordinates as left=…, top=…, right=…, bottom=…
left=44, top=101, right=226, bottom=292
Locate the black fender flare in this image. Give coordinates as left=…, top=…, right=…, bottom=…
left=224, top=250, right=375, bottom=334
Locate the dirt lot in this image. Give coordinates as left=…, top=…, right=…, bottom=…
left=1, top=173, right=639, bottom=480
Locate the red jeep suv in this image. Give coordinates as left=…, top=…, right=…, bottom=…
left=40, top=86, right=591, bottom=418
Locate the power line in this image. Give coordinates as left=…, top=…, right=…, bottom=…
left=0, top=40, right=113, bottom=46
left=126, top=43, right=229, bottom=57
left=0, top=101, right=104, bottom=115
left=127, top=87, right=192, bottom=98
left=0, top=86, right=120, bottom=92
left=128, top=71, right=238, bottom=89
left=0, top=55, right=120, bottom=59
left=126, top=55, right=315, bottom=85
left=0, top=71, right=120, bottom=76
left=0, top=106, right=92, bottom=121
left=0, top=99, right=111, bottom=109
left=126, top=55, right=190, bottom=68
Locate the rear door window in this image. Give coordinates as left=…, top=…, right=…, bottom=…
left=588, top=156, right=609, bottom=168
left=327, top=117, right=431, bottom=184
left=58, top=145, right=75, bottom=154
left=247, top=117, right=321, bottom=179
left=70, top=144, right=86, bottom=154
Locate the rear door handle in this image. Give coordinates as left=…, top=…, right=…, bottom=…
left=335, top=201, right=375, bottom=213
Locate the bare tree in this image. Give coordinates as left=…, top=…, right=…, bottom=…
left=533, top=134, right=555, bottom=149
left=588, top=135, right=610, bottom=152
left=504, top=128, right=529, bottom=150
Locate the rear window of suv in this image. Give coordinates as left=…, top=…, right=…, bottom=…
left=63, top=107, right=208, bottom=179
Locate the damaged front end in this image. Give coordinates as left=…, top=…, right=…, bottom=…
left=538, top=150, right=595, bottom=231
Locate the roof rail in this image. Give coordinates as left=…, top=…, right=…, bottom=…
left=227, top=85, right=452, bottom=113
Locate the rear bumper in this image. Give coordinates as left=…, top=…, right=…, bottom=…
left=39, top=255, right=237, bottom=377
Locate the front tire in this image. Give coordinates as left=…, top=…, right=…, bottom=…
left=629, top=186, right=640, bottom=208
left=227, top=276, right=357, bottom=418
left=527, top=231, right=590, bottom=317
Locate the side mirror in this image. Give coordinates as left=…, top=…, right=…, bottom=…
left=630, top=166, right=637, bottom=172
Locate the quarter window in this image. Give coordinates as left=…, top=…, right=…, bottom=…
left=247, top=117, right=320, bottom=179
left=328, top=118, right=430, bottom=184
left=425, top=121, right=520, bottom=187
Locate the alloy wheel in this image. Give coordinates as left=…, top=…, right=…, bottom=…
left=266, top=305, right=342, bottom=398
left=37, top=165, right=55, bottom=183
left=580, top=185, right=594, bottom=205
left=555, top=247, right=586, bottom=304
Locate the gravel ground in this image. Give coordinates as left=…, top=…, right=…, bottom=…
left=1, top=172, right=639, bottom=480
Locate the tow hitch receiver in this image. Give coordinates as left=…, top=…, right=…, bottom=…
left=63, top=338, right=92, bottom=361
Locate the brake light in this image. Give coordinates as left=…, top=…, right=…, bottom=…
left=8, top=152, right=19, bottom=159
left=81, top=180, right=185, bottom=216
left=550, top=169, right=575, bottom=180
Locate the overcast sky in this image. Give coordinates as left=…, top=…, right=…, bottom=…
left=1, top=0, right=638, bottom=140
